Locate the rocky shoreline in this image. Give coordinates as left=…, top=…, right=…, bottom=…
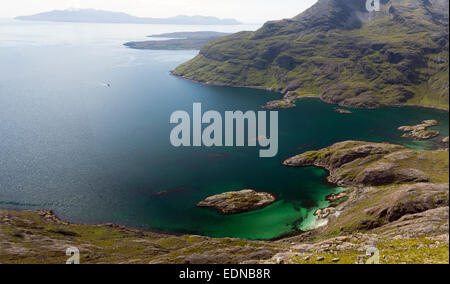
left=326, top=192, right=348, bottom=203
left=282, top=141, right=449, bottom=234
left=283, top=141, right=437, bottom=187
left=171, top=72, right=278, bottom=93
left=171, top=73, right=449, bottom=112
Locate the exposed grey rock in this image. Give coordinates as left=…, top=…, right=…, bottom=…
left=334, top=108, right=352, bottom=114
left=398, top=120, right=440, bottom=140
left=283, top=141, right=432, bottom=187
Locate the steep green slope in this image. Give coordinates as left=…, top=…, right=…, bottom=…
left=173, top=0, right=449, bottom=109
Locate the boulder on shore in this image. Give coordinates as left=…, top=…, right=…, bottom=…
left=326, top=192, right=348, bottom=203
left=197, top=189, right=277, bottom=214
left=314, top=207, right=336, bottom=219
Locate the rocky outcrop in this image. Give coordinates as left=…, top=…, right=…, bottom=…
left=334, top=108, right=352, bottom=114
left=196, top=189, right=277, bottom=214
left=326, top=192, right=349, bottom=207
left=314, top=207, right=337, bottom=219
left=282, top=141, right=445, bottom=187
left=398, top=120, right=440, bottom=140
left=358, top=183, right=449, bottom=229
left=372, top=206, right=449, bottom=238
left=283, top=141, right=449, bottom=242
left=326, top=192, right=348, bottom=203
left=262, top=92, right=309, bottom=109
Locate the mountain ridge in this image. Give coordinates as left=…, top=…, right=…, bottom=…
left=15, top=9, right=242, bottom=25
left=173, top=0, right=449, bottom=109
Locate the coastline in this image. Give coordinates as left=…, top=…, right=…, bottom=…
left=2, top=76, right=447, bottom=244
left=170, top=72, right=280, bottom=93
left=0, top=171, right=349, bottom=242
left=10, top=74, right=443, bottom=242
left=170, top=72, right=450, bottom=112
left=0, top=205, right=310, bottom=242
left=389, top=103, right=450, bottom=113
left=0, top=208, right=191, bottom=238
left=0, top=182, right=345, bottom=242
left=2, top=140, right=448, bottom=264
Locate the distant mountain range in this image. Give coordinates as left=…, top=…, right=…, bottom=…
left=15, top=9, right=242, bottom=25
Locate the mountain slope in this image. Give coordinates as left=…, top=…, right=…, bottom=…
left=173, top=0, right=449, bottom=109
left=16, top=9, right=241, bottom=25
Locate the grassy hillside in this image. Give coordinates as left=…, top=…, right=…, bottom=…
left=173, top=0, right=449, bottom=109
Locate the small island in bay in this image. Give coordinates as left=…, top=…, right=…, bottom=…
left=334, top=108, right=352, bottom=114
left=197, top=189, right=277, bottom=214
left=124, top=32, right=230, bottom=50
left=398, top=120, right=440, bottom=140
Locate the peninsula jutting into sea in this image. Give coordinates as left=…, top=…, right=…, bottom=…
left=1, top=0, right=449, bottom=266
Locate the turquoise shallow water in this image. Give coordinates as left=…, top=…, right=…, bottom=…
left=0, top=20, right=448, bottom=240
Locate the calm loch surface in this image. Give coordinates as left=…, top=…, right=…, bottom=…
left=0, top=20, right=448, bottom=239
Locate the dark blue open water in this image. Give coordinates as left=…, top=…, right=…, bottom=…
left=0, top=20, right=448, bottom=239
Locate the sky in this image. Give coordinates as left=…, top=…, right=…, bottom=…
left=1, top=0, right=318, bottom=23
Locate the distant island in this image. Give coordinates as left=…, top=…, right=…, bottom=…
left=124, top=32, right=230, bottom=50
left=15, top=9, right=242, bottom=25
